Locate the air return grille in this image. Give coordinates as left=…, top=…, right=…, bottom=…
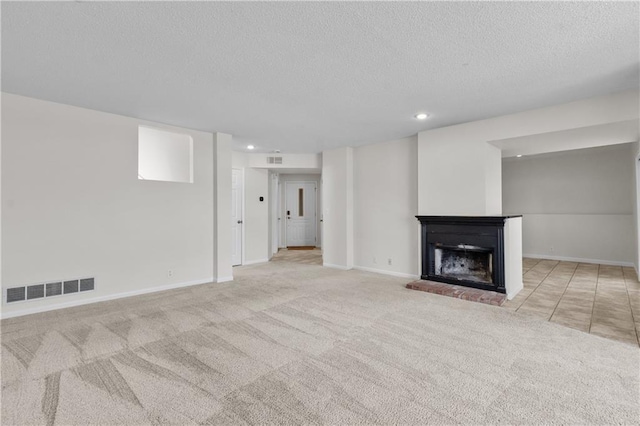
left=6, top=287, right=25, bottom=303
left=80, top=278, right=95, bottom=292
left=46, top=282, right=62, bottom=297
left=64, top=280, right=79, bottom=294
left=27, top=284, right=45, bottom=300
left=6, top=277, right=95, bottom=304
left=267, top=156, right=283, bottom=165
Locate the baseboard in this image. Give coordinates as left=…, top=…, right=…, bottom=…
left=242, top=258, right=269, bottom=266
left=216, top=276, right=234, bottom=283
left=1, top=276, right=215, bottom=319
left=353, top=265, right=419, bottom=280
left=323, top=263, right=352, bottom=271
left=523, top=253, right=634, bottom=268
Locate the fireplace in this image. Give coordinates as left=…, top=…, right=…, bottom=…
left=416, top=216, right=522, bottom=294
left=434, top=245, right=493, bottom=284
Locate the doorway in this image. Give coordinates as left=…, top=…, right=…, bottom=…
left=231, top=168, right=243, bottom=266
left=285, top=181, right=317, bottom=247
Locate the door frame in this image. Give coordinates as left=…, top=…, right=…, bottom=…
left=231, top=168, right=245, bottom=266
left=284, top=180, right=318, bottom=247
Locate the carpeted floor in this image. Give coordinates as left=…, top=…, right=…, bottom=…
left=1, top=258, right=638, bottom=424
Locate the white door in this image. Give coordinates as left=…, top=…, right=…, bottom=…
left=286, top=182, right=316, bottom=247
left=271, top=173, right=280, bottom=256
left=231, top=169, right=243, bottom=266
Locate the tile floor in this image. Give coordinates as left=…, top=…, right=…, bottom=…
left=503, top=258, right=640, bottom=347
left=270, top=248, right=323, bottom=265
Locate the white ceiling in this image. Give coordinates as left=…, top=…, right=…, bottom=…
left=2, top=2, right=638, bottom=153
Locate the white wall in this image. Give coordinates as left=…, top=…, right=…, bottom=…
left=418, top=133, right=503, bottom=215
left=502, top=143, right=635, bottom=265
left=417, top=90, right=639, bottom=216
left=353, top=136, right=419, bottom=278
left=231, top=150, right=248, bottom=169
left=322, top=147, right=353, bottom=269
left=214, top=132, right=233, bottom=281
left=1, top=94, right=218, bottom=317
left=278, top=174, right=322, bottom=248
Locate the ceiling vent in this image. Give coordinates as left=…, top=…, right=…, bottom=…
left=267, top=156, right=283, bottom=165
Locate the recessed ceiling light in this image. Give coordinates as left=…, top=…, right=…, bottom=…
left=247, top=145, right=255, bottom=150
left=516, top=154, right=523, bottom=158
left=415, top=113, right=429, bottom=120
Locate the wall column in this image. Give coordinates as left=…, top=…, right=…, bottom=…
left=322, top=147, right=354, bottom=269
left=214, top=132, right=233, bottom=282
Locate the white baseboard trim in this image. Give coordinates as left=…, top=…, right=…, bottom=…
left=1, top=277, right=215, bottom=320
left=242, top=258, right=269, bottom=266
left=323, top=263, right=352, bottom=271
left=216, top=276, right=234, bottom=283
left=353, top=265, right=419, bottom=280
left=523, top=253, right=634, bottom=268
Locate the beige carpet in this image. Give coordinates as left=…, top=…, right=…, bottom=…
left=1, top=259, right=638, bottom=425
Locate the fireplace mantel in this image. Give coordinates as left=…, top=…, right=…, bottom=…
left=416, top=215, right=523, bottom=299
left=416, top=215, right=522, bottom=225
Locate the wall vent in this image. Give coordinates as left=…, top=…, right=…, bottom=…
left=80, top=278, right=95, bottom=292
left=267, top=156, right=283, bottom=165
left=5, top=277, right=95, bottom=304
left=27, top=284, right=45, bottom=300
left=64, top=280, right=79, bottom=294
left=46, top=282, right=62, bottom=297
left=6, top=287, right=26, bottom=303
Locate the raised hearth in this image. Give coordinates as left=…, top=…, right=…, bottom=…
left=416, top=216, right=522, bottom=296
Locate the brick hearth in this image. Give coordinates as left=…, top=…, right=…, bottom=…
left=406, top=280, right=507, bottom=306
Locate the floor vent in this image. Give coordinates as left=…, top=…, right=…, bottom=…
left=267, top=156, right=283, bottom=165
left=6, top=277, right=95, bottom=304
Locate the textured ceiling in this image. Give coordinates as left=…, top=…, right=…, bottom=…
left=2, top=2, right=638, bottom=153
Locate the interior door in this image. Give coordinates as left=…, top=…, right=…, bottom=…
left=286, top=181, right=316, bottom=247
left=231, top=169, right=243, bottom=266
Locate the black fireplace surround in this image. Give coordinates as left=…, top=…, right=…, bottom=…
left=416, top=216, right=521, bottom=294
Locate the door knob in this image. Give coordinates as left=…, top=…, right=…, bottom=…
left=237, top=220, right=243, bottom=224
